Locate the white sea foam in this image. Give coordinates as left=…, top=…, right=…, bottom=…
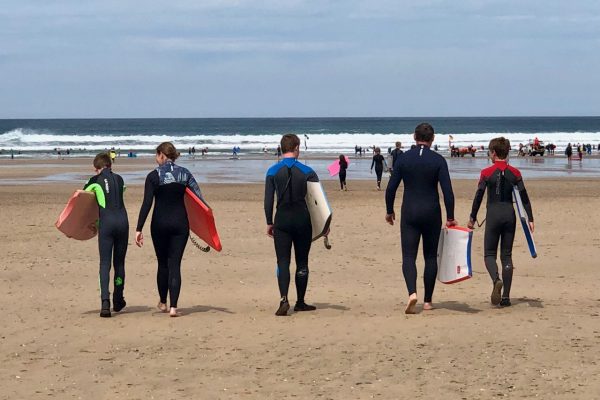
left=1, top=128, right=599, bottom=153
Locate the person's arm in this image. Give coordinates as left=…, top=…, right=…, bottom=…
left=264, top=174, right=276, bottom=227
left=370, top=156, right=375, bottom=170
left=385, top=162, right=403, bottom=224
left=186, top=172, right=206, bottom=204
left=516, top=178, right=534, bottom=222
left=136, top=172, right=156, bottom=232
left=469, top=172, right=486, bottom=226
left=438, top=159, right=455, bottom=223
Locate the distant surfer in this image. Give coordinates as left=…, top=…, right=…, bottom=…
left=135, top=142, right=205, bottom=317
left=370, top=147, right=387, bottom=190
left=264, top=134, right=319, bottom=316
left=468, top=137, right=534, bottom=308
left=83, top=152, right=129, bottom=318
left=385, top=123, right=456, bottom=314
left=565, top=143, right=572, bottom=162
left=390, top=141, right=403, bottom=171
left=338, top=154, right=348, bottom=191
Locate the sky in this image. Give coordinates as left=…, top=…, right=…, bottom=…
left=1, top=0, right=599, bottom=118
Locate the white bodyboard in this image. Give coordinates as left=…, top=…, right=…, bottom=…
left=305, top=181, right=332, bottom=241
left=512, top=188, right=537, bottom=258
left=437, top=226, right=473, bottom=284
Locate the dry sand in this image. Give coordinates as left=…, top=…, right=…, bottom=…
left=1, top=162, right=599, bottom=399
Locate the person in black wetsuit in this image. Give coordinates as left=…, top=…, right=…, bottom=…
left=264, top=134, right=320, bottom=316
left=83, top=153, right=129, bottom=318
left=468, top=137, right=534, bottom=307
left=370, top=147, right=387, bottom=190
left=338, top=154, right=348, bottom=191
left=385, top=123, right=456, bottom=314
left=390, top=141, right=403, bottom=170
left=135, top=142, right=205, bottom=317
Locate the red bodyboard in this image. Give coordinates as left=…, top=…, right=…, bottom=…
left=55, top=190, right=99, bottom=240
left=184, top=188, right=222, bottom=251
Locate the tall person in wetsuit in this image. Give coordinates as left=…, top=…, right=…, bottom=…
left=338, top=154, right=348, bottom=191
left=135, top=142, right=205, bottom=317
left=264, top=134, right=319, bottom=316
left=385, top=123, right=456, bottom=314
left=84, top=152, right=129, bottom=318
left=370, top=147, right=387, bottom=190
left=468, top=137, right=534, bottom=307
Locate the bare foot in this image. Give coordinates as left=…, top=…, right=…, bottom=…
left=157, top=302, right=167, bottom=312
left=423, top=302, right=434, bottom=311
left=405, top=293, right=418, bottom=314
left=169, top=307, right=181, bottom=317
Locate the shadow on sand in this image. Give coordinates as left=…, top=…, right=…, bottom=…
left=434, top=301, right=482, bottom=314
left=82, top=305, right=154, bottom=315
left=514, top=297, right=544, bottom=308
left=313, top=302, right=350, bottom=311
left=177, top=305, right=234, bottom=315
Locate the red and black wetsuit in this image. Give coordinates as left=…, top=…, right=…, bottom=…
left=470, top=160, right=533, bottom=299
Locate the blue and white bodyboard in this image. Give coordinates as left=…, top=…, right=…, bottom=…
left=512, top=187, right=537, bottom=258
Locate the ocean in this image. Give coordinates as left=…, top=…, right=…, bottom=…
left=1, top=117, right=600, bottom=158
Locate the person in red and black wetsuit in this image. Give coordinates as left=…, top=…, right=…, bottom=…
left=468, top=137, right=534, bottom=307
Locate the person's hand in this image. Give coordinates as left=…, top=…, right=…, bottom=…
left=370, top=169, right=373, bottom=174
left=385, top=213, right=395, bottom=225
left=446, top=219, right=457, bottom=228
left=266, top=224, right=274, bottom=238
left=135, top=231, right=144, bottom=247
left=467, top=219, right=475, bottom=230
left=529, top=221, right=534, bottom=233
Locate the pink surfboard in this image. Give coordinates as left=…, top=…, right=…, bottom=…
left=184, top=188, right=222, bottom=251
left=327, top=156, right=350, bottom=176
left=55, top=190, right=99, bottom=240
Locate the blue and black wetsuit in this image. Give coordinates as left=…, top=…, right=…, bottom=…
left=264, top=157, right=318, bottom=303
left=84, top=168, right=129, bottom=304
left=136, top=161, right=203, bottom=308
left=385, top=145, right=455, bottom=302
left=470, top=160, right=533, bottom=299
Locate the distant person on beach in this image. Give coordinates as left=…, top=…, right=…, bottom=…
left=577, top=144, right=583, bottom=160
left=264, top=134, right=319, bottom=316
left=135, top=142, right=205, bottom=317
left=110, top=149, right=116, bottom=163
left=276, top=145, right=282, bottom=160
left=370, top=147, right=387, bottom=190
left=565, top=143, right=573, bottom=161
left=385, top=123, right=456, bottom=314
left=338, top=154, right=348, bottom=191
left=390, top=141, right=403, bottom=170
left=468, top=137, right=534, bottom=308
left=83, top=152, right=129, bottom=317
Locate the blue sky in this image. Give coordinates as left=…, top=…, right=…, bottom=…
left=1, top=0, right=599, bottom=118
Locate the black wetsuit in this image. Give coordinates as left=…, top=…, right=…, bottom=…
left=391, top=148, right=403, bottom=169
left=371, top=154, right=386, bottom=187
left=136, top=161, right=204, bottom=308
left=385, top=145, right=455, bottom=302
left=339, top=159, right=348, bottom=189
left=470, top=160, right=533, bottom=299
left=264, top=157, right=318, bottom=302
left=84, top=169, right=129, bottom=302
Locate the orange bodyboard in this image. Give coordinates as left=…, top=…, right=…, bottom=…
left=55, top=190, right=99, bottom=240
left=184, top=188, right=222, bottom=251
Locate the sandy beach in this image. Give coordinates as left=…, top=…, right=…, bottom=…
left=1, top=160, right=600, bottom=399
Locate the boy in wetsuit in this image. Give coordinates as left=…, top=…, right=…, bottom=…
left=468, top=137, right=534, bottom=307
left=84, top=153, right=129, bottom=317
left=264, top=134, right=320, bottom=316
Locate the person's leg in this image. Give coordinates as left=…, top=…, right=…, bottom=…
left=97, top=227, right=113, bottom=317
left=376, top=168, right=383, bottom=188
left=273, top=226, right=293, bottom=315
left=151, top=229, right=169, bottom=310
left=112, top=225, right=128, bottom=311
left=293, top=223, right=314, bottom=311
left=499, top=217, right=516, bottom=303
left=401, top=219, right=420, bottom=313
left=484, top=213, right=503, bottom=305
left=421, top=217, right=442, bottom=306
left=166, top=231, right=189, bottom=314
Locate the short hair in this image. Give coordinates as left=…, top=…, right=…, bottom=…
left=414, top=123, right=434, bottom=142
left=280, top=134, right=300, bottom=153
left=156, top=142, right=180, bottom=161
left=93, top=152, right=112, bottom=169
left=395, top=141, right=401, bottom=147
left=489, top=137, right=510, bottom=159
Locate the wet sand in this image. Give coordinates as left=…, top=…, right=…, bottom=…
left=1, top=171, right=600, bottom=399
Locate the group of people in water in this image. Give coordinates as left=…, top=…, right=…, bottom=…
left=83, top=123, right=534, bottom=318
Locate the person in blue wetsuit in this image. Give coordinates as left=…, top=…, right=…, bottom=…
left=385, top=123, right=456, bottom=314
left=84, top=152, right=129, bottom=318
left=468, top=137, right=534, bottom=308
left=135, top=142, right=204, bottom=317
left=264, top=134, right=319, bottom=316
